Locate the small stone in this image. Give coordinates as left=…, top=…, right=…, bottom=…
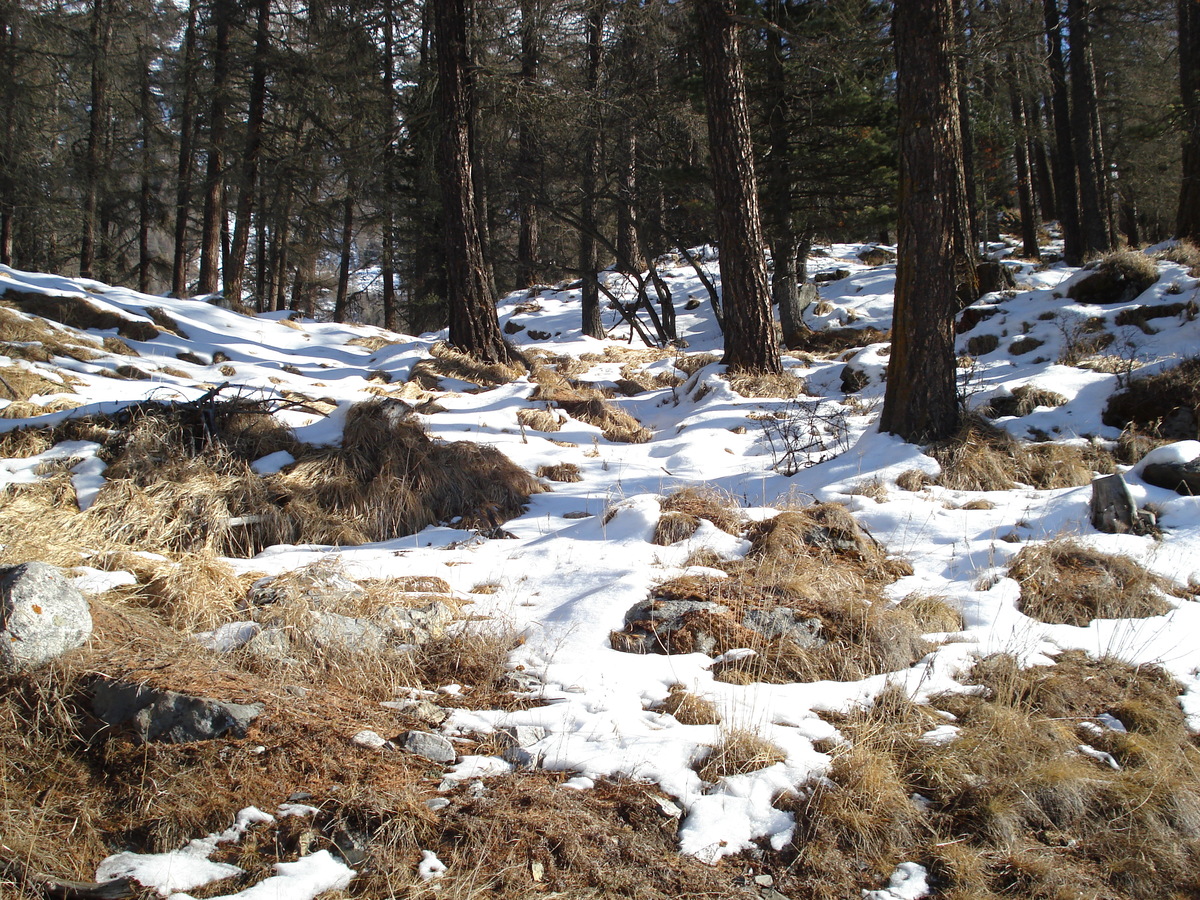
left=754, top=874, right=775, bottom=887
left=352, top=730, right=393, bottom=750
left=396, top=730, right=457, bottom=764
left=426, top=797, right=451, bottom=812
left=497, top=725, right=547, bottom=765
left=0, top=562, right=93, bottom=672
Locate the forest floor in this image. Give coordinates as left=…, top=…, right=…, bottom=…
left=2, top=239, right=1200, bottom=899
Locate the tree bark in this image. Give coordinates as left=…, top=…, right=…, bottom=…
left=515, top=0, right=542, bottom=287
left=79, top=0, right=109, bottom=280
left=1178, top=0, right=1200, bottom=241
left=695, top=0, right=782, bottom=375
left=172, top=0, right=199, bottom=296
left=880, top=0, right=977, bottom=444
left=578, top=0, right=604, bottom=339
left=137, top=26, right=154, bottom=293
left=1007, top=68, right=1041, bottom=260
left=1066, top=0, right=1111, bottom=256
left=434, top=0, right=510, bottom=363
left=198, top=0, right=232, bottom=295
left=225, top=0, right=270, bottom=304
left=1044, top=0, right=1083, bottom=264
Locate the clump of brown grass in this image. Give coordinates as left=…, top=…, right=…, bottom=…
left=1007, top=539, right=1179, bottom=625
left=980, top=384, right=1068, bottom=419
left=726, top=371, right=806, bottom=399
left=1103, top=357, right=1200, bottom=437
left=895, top=469, right=931, bottom=491
left=695, top=727, right=786, bottom=781
left=897, top=593, right=963, bottom=632
left=658, top=684, right=721, bottom=725
left=652, top=511, right=703, bottom=545
left=1008, top=335, right=1044, bottom=356
left=966, top=333, right=999, bottom=356
left=2, top=290, right=159, bottom=342
left=772, top=653, right=1200, bottom=900
left=517, top=406, right=563, bottom=432
left=530, top=379, right=651, bottom=443
left=409, top=341, right=526, bottom=390
left=537, top=462, right=582, bottom=482
left=345, top=334, right=392, bottom=352
left=1158, top=239, right=1200, bottom=274
left=0, top=363, right=79, bottom=405
left=929, top=415, right=1111, bottom=491
left=407, top=625, right=524, bottom=710
left=1069, top=250, right=1160, bottom=305
left=141, top=550, right=247, bottom=631
left=659, top=485, right=743, bottom=535
left=672, top=353, right=721, bottom=377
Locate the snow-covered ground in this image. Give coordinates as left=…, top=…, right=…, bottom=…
left=3, top=241, right=1200, bottom=895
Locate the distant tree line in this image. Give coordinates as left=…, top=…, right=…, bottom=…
left=0, top=0, right=1196, bottom=413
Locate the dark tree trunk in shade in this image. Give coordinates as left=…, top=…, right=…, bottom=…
left=616, top=129, right=645, bottom=274
left=515, top=0, right=542, bottom=288
left=1032, top=97, right=1057, bottom=221
left=1066, top=0, right=1111, bottom=256
left=80, top=0, right=109, bottom=280
left=880, top=0, right=977, bottom=444
left=198, top=0, right=232, bottom=294
left=1044, top=0, right=1082, bottom=264
left=1178, top=0, right=1200, bottom=241
left=137, top=33, right=153, bottom=293
left=1007, top=69, right=1041, bottom=259
left=695, top=0, right=782, bottom=375
left=578, top=2, right=604, bottom=339
left=172, top=0, right=199, bottom=296
left=334, top=190, right=354, bottom=324
left=434, top=0, right=511, bottom=364
left=225, top=0, right=270, bottom=303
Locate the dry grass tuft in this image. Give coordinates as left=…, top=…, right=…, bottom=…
left=897, top=593, right=963, bottom=632
left=659, top=485, right=743, bottom=535
left=4, top=396, right=542, bottom=559
left=895, top=469, right=931, bottom=491
left=980, top=384, right=1068, bottom=418
left=1007, top=539, right=1179, bottom=625
left=930, top=415, right=1112, bottom=491
left=658, top=684, right=721, bottom=725
left=652, top=511, right=702, bottom=545
left=2, top=290, right=159, bottom=342
left=725, top=371, right=806, bottom=399
left=771, top=653, right=1200, bottom=900
left=537, top=462, right=582, bottom=482
left=1069, top=249, right=1160, bottom=305
left=1103, top=356, right=1200, bottom=437
left=695, top=728, right=786, bottom=781
left=409, top=342, right=526, bottom=390
left=1007, top=335, right=1044, bottom=356
left=517, top=406, right=563, bottom=432
left=966, top=333, right=999, bottom=356
left=530, top=376, right=651, bottom=442
left=1158, top=239, right=1200, bottom=274
left=141, top=550, right=248, bottom=631
left=0, top=364, right=78, bottom=407
left=345, top=334, right=392, bottom=352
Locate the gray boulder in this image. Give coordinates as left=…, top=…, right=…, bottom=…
left=396, top=729, right=457, bottom=763
left=743, top=608, right=824, bottom=647
left=92, top=677, right=263, bottom=743
left=309, top=610, right=388, bottom=654
left=0, top=562, right=92, bottom=672
left=1090, top=473, right=1156, bottom=535
left=1142, top=457, right=1200, bottom=496
left=374, top=600, right=454, bottom=644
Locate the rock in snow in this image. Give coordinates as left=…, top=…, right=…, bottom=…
left=0, top=561, right=93, bottom=672
left=91, top=676, right=263, bottom=743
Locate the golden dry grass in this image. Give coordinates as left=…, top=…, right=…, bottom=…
left=725, top=371, right=806, bottom=399
left=929, top=415, right=1114, bottom=491
left=537, top=462, right=582, bottom=482
left=517, top=406, right=563, bottom=432
left=409, top=342, right=526, bottom=391
left=2, top=290, right=159, bottom=342
left=1007, top=539, right=1179, bottom=625
left=658, top=684, right=721, bottom=725
left=695, top=728, right=786, bottom=781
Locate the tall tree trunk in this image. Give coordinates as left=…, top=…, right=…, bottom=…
left=578, top=0, right=604, bottom=339
left=695, top=0, right=782, bottom=375
left=138, top=33, right=153, bottom=292
left=172, top=0, right=199, bottom=295
left=198, top=0, right=232, bottom=295
left=764, top=0, right=806, bottom=349
left=225, top=0, right=270, bottom=303
left=1066, top=0, right=1110, bottom=256
left=381, top=0, right=398, bottom=332
left=434, top=0, right=510, bottom=363
left=616, top=130, right=645, bottom=274
left=515, top=0, right=542, bottom=287
left=881, top=0, right=977, bottom=444
left=1, top=6, right=18, bottom=266
left=1044, top=0, right=1082, bottom=264
left=334, top=189, right=354, bottom=323
left=1007, top=67, right=1041, bottom=259
left=1178, top=0, right=1200, bottom=241
left=79, top=0, right=109, bottom=280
